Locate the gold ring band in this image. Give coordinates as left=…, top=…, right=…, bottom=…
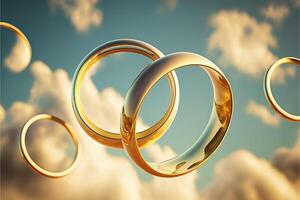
left=264, top=57, right=300, bottom=122
left=72, top=39, right=180, bottom=148
left=20, top=114, right=81, bottom=178
left=121, top=52, right=233, bottom=177
left=0, top=21, right=32, bottom=69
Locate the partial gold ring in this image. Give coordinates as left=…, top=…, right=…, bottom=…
left=121, top=52, right=233, bottom=177
left=72, top=39, right=180, bottom=148
left=20, top=114, right=81, bottom=178
left=264, top=57, right=300, bottom=122
left=0, top=21, right=32, bottom=69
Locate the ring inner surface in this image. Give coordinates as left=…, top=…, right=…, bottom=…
left=121, top=57, right=233, bottom=176
left=74, top=45, right=178, bottom=142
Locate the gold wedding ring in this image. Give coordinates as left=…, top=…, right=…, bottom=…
left=264, top=57, right=300, bottom=122
left=121, top=52, right=233, bottom=177
left=0, top=21, right=32, bottom=69
left=72, top=39, right=180, bottom=148
left=20, top=114, right=81, bottom=178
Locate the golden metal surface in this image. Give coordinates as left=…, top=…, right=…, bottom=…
left=20, top=114, right=81, bottom=178
left=264, top=57, right=300, bottom=122
left=72, top=39, right=180, bottom=148
left=0, top=21, right=32, bottom=67
left=121, top=52, right=233, bottom=177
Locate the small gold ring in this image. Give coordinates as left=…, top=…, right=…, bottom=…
left=121, top=52, right=233, bottom=177
left=0, top=21, right=32, bottom=69
left=264, top=57, right=300, bottom=122
left=20, top=114, right=81, bottom=178
left=72, top=39, right=180, bottom=148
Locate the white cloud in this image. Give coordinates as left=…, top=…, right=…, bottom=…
left=1, top=60, right=299, bottom=200
left=272, top=128, right=300, bottom=190
left=8, top=102, right=37, bottom=124
left=208, top=10, right=277, bottom=76
left=0, top=60, right=198, bottom=200
left=4, top=36, right=31, bottom=73
left=49, top=0, right=103, bottom=32
left=208, top=9, right=297, bottom=85
left=202, top=150, right=300, bottom=200
left=245, top=100, right=280, bottom=127
left=262, top=4, right=290, bottom=24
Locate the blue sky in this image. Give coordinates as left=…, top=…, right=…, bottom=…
left=1, top=0, right=299, bottom=191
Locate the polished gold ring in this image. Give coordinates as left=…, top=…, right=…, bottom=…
left=264, top=57, right=300, bottom=122
left=20, top=114, right=81, bottom=178
left=72, top=39, right=180, bottom=148
left=0, top=21, right=32, bottom=70
left=121, top=52, right=233, bottom=177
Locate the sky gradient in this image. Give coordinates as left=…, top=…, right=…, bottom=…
left=1, top=0, right=299, bottom=199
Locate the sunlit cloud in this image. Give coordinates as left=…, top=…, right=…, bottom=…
left=208, top=10, right=277, bottom=76
left=262, top=4, right=290, bottom=24
left=202, top=149, right=300, bottom=200
left=272, top=128, right=300, bottom=190
left=4, top=36, right=31, bottom=73
left=0, top=60, right=198, bottom=200
left=49, top=0, right=103, bottom=32
left=1, top=59, right=299, bottom=199
left=208, top=10, right=294, bottom=84
left=245, top=100, right=280, bottom=127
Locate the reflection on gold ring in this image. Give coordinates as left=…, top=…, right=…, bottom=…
left=264, top=57, right=300, bottom=122
left=121, top=52, right=233, bottom=177
left=72, top=39, right=180, bottom=148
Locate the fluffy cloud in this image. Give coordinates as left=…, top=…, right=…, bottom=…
left=4, top=36, right=31, bottom=72
left=202, top=150, right=300, bottom=200
left=262, top=4, right=290, bottom=24
left=0, top=60, right=198, bottom=200
left=1, top=59, right=299, bottom=200
left=208, top=10, right=295, bottom=84
left=49, top=0, right=103, bottom=32
left=272, top=128, right=300, bottom=189
left=245, top=100, right=280, bottom=127
left=208, top=10, right=277, bottom=76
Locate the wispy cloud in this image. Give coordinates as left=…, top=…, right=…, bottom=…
left=262, top=4, right=290, bottom=24
left=4, top=36, right=31, bottom=72
left=158, top=0, right=178, bottom=13
left=208, top=10, right=294, bottom=84
left=245, top=100, right=280, bottom=127
left=49, top=0, right=103, bottom=32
